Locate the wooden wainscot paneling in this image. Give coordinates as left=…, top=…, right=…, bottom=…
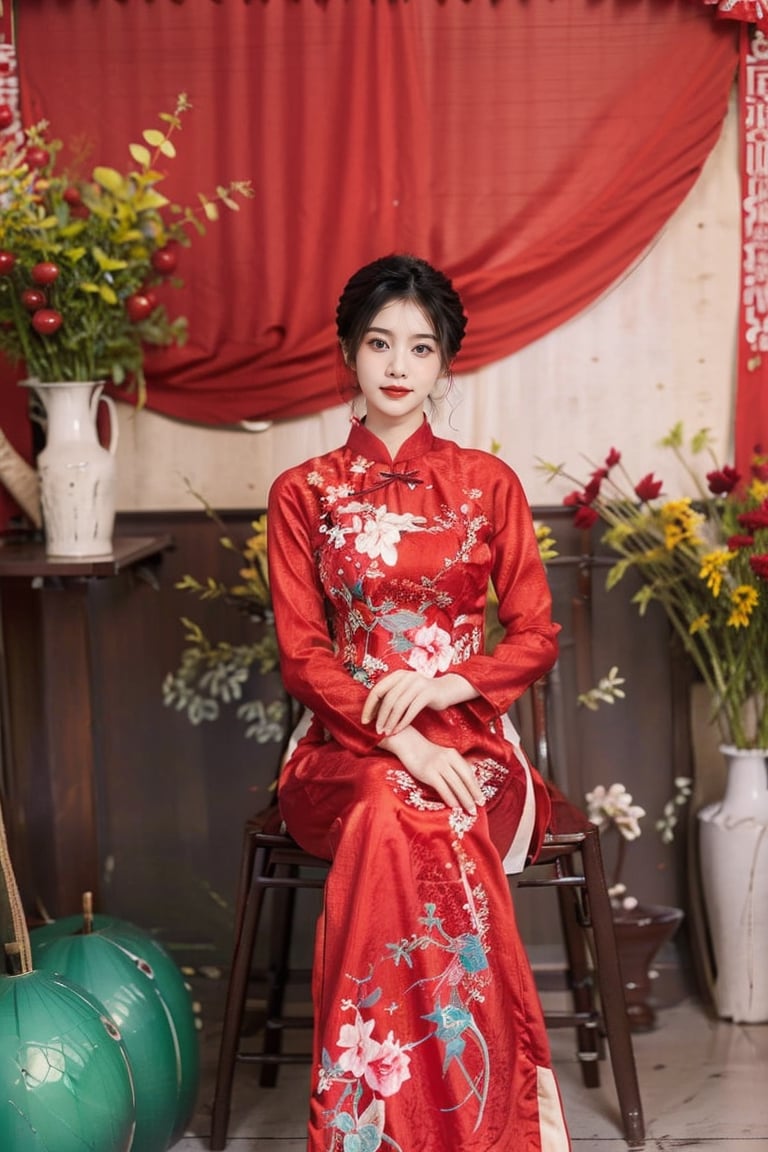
left=0, top=509, right=692, bottom=1000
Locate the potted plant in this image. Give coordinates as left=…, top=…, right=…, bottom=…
left=0, top=95, right=253, bottom=556
left=582, top=772, right=688, bottom=1031
left=0, top=93, right=253, bottom=392
left=543, top=425, right=768, bottom=1022
left=163, top=507, right=287, bottom=745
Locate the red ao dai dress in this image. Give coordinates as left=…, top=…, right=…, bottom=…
left=267, top=417, right=571, bottom=1152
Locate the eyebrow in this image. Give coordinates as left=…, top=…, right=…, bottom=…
left=366, top=326, right=438, bottom=341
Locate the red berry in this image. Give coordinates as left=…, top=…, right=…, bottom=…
left=0, top=104, right=13, bottom=131
left=151, top=247, right=178, bottom=274
left=31, top=261, right=60, bottom=285
left=21, top=289, right=46, bottom=311
left=141, top=288, right=160, bottom=311
left=24, top=145, right=49, bottom=169
left=0, top=250, right=16, bottom=275
left=125, top=293, right=153, bottom=323
left=31, top=308, right=63, bottom=335
left=62, top=186, right=83, bottom=207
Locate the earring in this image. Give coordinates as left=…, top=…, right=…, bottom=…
left=350, top=392, right=366, bottom=421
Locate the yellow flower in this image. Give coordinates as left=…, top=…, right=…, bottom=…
left=603, top=522, right=631, bottom=548
left=243, top=515, right=268, bottom=560
left=546, top=424, right=768, bottom=748
left=727, top=584, right=759, bottom=629
left=689, top=614, right=710, bottom=634
left=534, top=522, right=559, bottom=563
left=660, top=499, right=703, bottom=550
left=699, top=549, right=736, bottom=598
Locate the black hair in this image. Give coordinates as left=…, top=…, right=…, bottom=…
left=336, top=253, right=467, bottom=373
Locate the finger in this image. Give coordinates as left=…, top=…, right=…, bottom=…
left=361, top=691, right=379, bottom=725
left=449, top=758, right=485, bottom=809
left=374, top=677, right=418, bottom=733
left=384, top=695, right=426, bottom=732
left=361, top=674, right=397, bottom=724
left=361, top=668, right=407, bottom=718
left=425, top=760, right=478, bottom=815
left=449, top=772, right=480, bottom=815
left=430, top=775, right=467, bottom=812
left=448, top=779, right=477, bottom=815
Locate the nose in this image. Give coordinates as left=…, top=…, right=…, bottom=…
left=386, top=355, right=407, bottom=379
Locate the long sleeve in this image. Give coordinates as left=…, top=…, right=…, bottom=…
left=456, top=462, right=560, bottom=723
left=267, top=465, right=383, bottom=753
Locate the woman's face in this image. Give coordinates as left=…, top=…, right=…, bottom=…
left=352, top=298, right=446, bottom=436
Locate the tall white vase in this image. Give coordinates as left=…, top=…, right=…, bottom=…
left=698, top=745, right=768, bottom=1023
left=22, top=379, right=119, bottom=558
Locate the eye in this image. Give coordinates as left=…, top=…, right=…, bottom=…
left=413, top=343, right=436, bottom=356
left=367, top=337, right=388, bottom=351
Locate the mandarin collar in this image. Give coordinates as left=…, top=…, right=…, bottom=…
left=345, top=417, right=436, bottom=467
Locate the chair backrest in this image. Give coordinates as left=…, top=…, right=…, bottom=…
left=510, top=665, right=579, bottom=802
left=510, top=676, right=552, bottom=780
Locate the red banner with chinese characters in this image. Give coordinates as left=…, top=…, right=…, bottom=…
left=0, top=3, right=31, bottom=531
left=737, top=25, right=768, bottom=473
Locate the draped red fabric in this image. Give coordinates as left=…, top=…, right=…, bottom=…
left=7, top=1, right=737, bottom=431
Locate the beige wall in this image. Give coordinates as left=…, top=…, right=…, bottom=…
left=115, top=92, right=740, bottom=514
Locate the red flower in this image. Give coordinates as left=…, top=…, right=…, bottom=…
left=583, top=475, right=603, bottom=503
left=707, top=465, right=741, bottom=495
left=738, top=503, right=768, bottom=532
left=728, top=534, right=755, bottom=550
left=634, top=473, right=663, bottom=502
left=605, top=448, right=621, bottom=468
left=563, top=485, right=600, bottom=516
left=749, top=553, right=768, bottom=581
left=574, top=505, right=599, bottom=530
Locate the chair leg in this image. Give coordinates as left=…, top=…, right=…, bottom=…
left=582, top=831, right=646, bottom=1148
left=231, top=824, right=259, bottom=946
left=210, top=841, right=272, bottom=1151
left=554, top=869, right=602, bottom=1087
left=259, top=873, right=298, bottom=1087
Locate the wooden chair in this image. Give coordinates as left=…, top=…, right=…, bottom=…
left=209, top=679, right=645, bottom=1150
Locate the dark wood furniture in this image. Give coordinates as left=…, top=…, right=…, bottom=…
left=0, top=535, right=171, bottom=919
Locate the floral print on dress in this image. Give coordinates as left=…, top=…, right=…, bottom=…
left=345, top=504, right=427, bottom=566
left=405, top=621, right=455, bottom=676
left=309, top=450, right=493, bottom=694
left=317, top=809, right=494, bottom=1152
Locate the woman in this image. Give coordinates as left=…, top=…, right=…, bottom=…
left=267, top=254, right=570, bottom=1151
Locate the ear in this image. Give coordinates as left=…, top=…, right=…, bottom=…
left=340, top=341, right=355, bottom=369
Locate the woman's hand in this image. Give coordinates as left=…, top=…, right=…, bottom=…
left=379, top=725, right=484, bottom=815
left=361, top=670, right=476, bottom=736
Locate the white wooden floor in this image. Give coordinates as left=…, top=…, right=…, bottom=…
left=172, top=978, right=768, bottom=1151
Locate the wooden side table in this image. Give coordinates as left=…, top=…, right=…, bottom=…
left=0, top=536, right=172, bottom=919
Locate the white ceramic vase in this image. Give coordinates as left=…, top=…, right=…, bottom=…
left=697, top=744, right=768, bottom=1023
left=23, top=379, right=118, bottom=558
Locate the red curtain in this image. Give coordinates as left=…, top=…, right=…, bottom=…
left=6, top=0, right=737, bottom=431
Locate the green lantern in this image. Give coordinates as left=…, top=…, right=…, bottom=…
left=32, top=913, right=200, bottom=1141
left=33, top=927, right=180, bottom=1152
left=0, top=969, right=136, bottom=1152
